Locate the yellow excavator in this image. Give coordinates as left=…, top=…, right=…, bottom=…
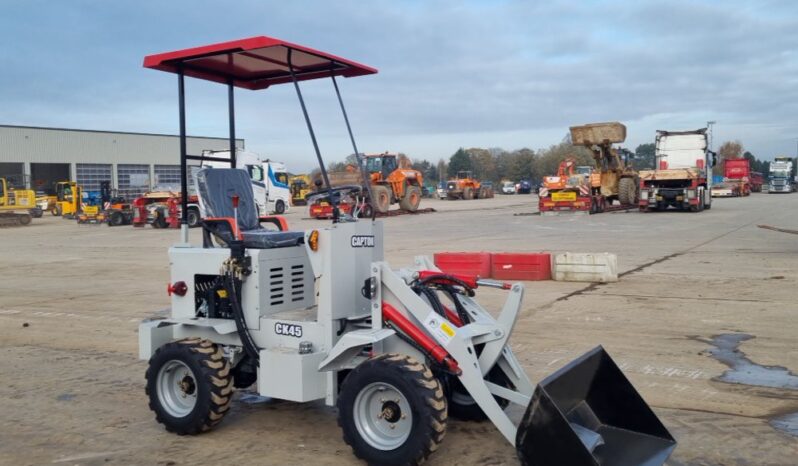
left=0, top=178, right=37, bottom=226
left=289, top=174, right=312, bottom=206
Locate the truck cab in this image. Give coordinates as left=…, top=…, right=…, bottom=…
left=639, top=129, right=714, bottom=212
left=768, top=157, right=795, bottom=193
left=203, top=150, right=291, bottom=214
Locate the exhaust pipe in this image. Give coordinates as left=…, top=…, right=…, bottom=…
left=516, top=346, right=676, bottom=466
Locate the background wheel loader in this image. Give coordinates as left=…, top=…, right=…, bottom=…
left=310, top=152, right=424, bottom=216
left=139, top=36, right=675, bottom=466
left=570, top=122, right=639, bottom=206
left=446, top=170, right=493, bottom=200
left=540, top=123, right=639, bottom=214
left=363, top=152, right=423, bottom=213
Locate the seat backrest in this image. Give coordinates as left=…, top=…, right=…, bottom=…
left=195, top=168, right=259, bottom=231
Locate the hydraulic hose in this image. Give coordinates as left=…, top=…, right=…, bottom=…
left=223, top=273, right=260, bottom=363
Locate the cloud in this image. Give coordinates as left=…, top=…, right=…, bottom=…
left=1, top=0, right=796, bottom=172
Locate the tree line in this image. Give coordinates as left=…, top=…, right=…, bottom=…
left=322, top=138, right=772, bottom=185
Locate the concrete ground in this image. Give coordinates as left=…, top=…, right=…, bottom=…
left=1, top=193, right=797, bottom=465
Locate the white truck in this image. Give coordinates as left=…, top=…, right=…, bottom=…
left=202, top=150, right=291, bottom=214
left=768, top=157, right=794, bottom=193
left=639, top=129, right=715, bottom=212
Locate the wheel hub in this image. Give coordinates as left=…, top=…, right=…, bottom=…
left=380, top=400, right=402, bottom=423
left=354, top=382, right=412, bottom=450
left=157, top=360, right=198, bottom=417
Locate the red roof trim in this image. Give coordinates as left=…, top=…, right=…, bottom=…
left=143, top=36, right=377, bottom=90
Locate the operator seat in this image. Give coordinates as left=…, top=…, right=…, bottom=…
left=195, top=167, right=304, bottom=249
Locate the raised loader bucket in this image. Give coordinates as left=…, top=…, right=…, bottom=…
left=516, top=346, right=675, bottom=466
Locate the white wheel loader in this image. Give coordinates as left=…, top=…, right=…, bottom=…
left=139, top=36, right=676, bottom=466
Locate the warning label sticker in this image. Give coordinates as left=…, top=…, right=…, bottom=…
left=423, top=312, right=456, bottom=344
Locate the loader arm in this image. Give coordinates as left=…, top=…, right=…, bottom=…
left=374, top=262, right=534, bottom=444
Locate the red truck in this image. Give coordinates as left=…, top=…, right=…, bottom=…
left=711, top=158, right=760, bottom=197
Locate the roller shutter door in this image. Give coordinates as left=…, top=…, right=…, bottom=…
left=117, top=164, right=150, bottom=199
left=76, top=163, right=112, bottom=193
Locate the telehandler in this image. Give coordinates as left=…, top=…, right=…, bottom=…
left=54, top=181, right=81, bottom=218
left=139, top=36, right=675, bottom=466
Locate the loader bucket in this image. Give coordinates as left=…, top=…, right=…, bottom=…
left=516, top=346, right=675, bottom=466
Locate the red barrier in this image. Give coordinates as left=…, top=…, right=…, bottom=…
left=491, top=253, right=552, bottom=281
left=433, top=252, right=492, bottom=277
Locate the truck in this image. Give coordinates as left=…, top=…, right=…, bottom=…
left=639, top=128, right=714, bottom=212
left=711, top=158, right=753, bottom=197
left=768, top=156, right=795, bottom=193
left=203, top=150, right=292, bottom=214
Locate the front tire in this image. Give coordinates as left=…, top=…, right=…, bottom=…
left=371, top=186, right=392, bottom=214
left=399, top=186, right=421, bottom=212
left=275, top=200, right=286, bottom=215
left=338, top=354, right=447, bottom=466
left=145, top=339, right=233, bottom=435
left=463, top=187, right=474, bottom=200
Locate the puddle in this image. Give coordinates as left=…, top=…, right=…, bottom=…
left=705, top=333, right=798, bottom=437
left=706, top=333, right=798, bottom=390
left=770, top=412, right=798, bottom=436
left=238, top=393, right=272, bottom=404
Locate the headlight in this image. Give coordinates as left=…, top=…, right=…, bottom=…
left=686, top=189, right=696, bottom=199
left=640, top=191, right=649, bottom=200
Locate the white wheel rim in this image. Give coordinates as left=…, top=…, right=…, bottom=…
left=157, top=360, right=198, bottom=417
left=353, top=382, right=413, bottom=450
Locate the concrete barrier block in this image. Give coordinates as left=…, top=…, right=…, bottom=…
left=553, top=252, right=618, bottom=283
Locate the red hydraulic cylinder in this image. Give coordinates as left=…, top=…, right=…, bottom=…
left=382, top=302, right=461, bottom=375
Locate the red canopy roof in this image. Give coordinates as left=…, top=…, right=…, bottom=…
left=143, top=36, right=377, bottom=90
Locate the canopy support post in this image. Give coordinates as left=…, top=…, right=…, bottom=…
left=178, top=68, right=189, bottom=244
left=228, top=81, right=237, bottom=168
left=287, top=49, right=339, bottom=222
left=331, top=73, right=373, bottom=220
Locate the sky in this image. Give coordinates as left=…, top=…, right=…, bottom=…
left=1, top=0, right=797, bottom=173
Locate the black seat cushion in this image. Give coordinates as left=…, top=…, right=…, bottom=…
left=241, top=230, right=305, bottom=249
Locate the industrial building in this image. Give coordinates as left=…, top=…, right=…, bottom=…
left=0, top=125, right=244, bottom=199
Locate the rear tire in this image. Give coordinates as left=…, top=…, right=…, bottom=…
left=18, top=214, right=32, bottom=226
left=338, top=354, right=447, bottom=466
left=145, top=339, right=233, bottom=435
left=371, top=186, right=391, bottom=214
left=109, top=211, right=125, bottom=227
left=399, top=186, right=421, bottom=212
left=445, top=368, right=511, bottom=422
left=187, top=208, right=201, bottom=228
